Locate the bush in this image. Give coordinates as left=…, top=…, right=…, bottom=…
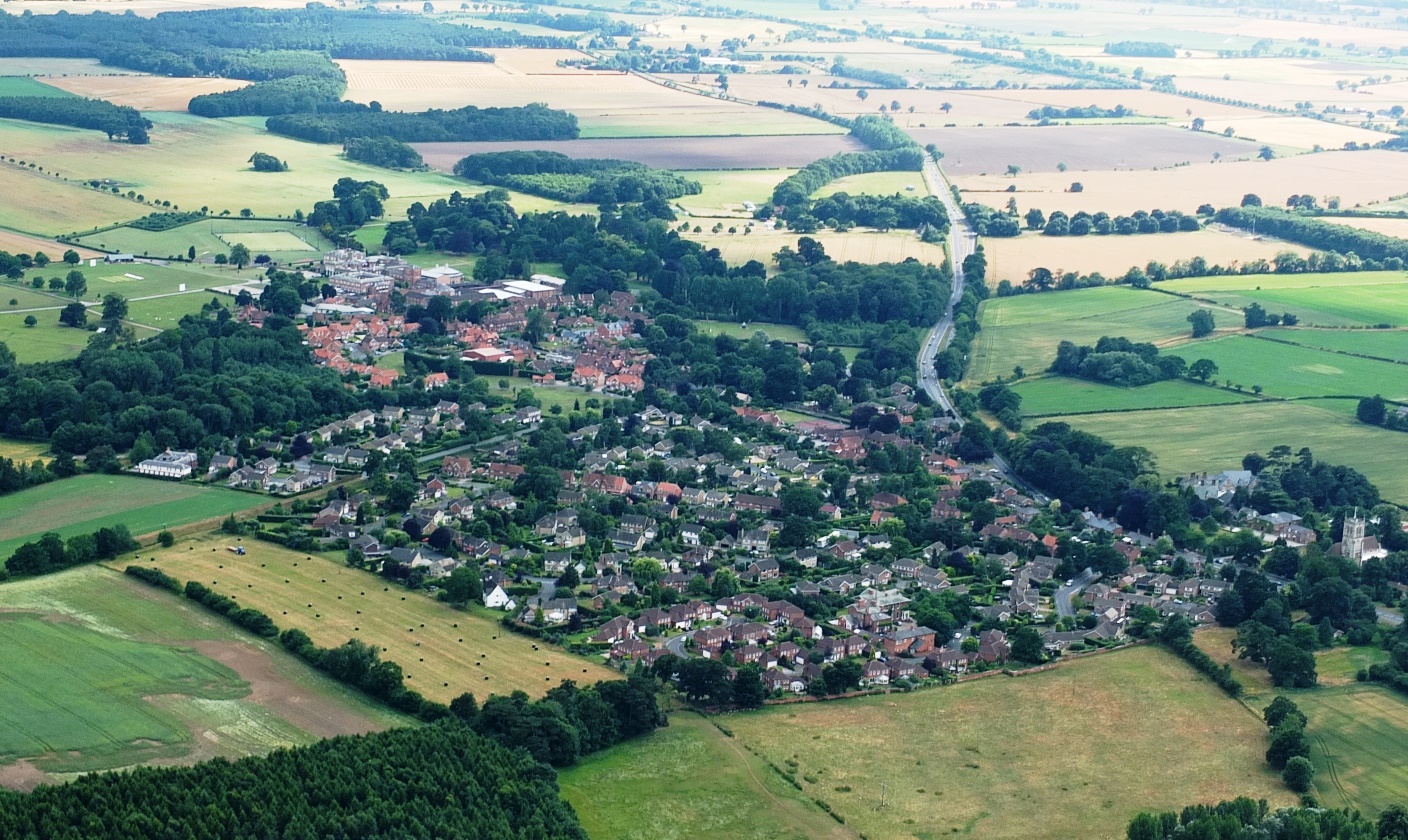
left=1282, top=756, right=1315, bottom=792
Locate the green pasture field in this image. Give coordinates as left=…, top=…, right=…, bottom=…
left=0, top=438, right=49, bottom=463
left=0, top=565, right=407, bottom=780
left=0, top=76, right=72, bottom=98
left=1158, top=271, right=1408, bottom=294
left=1176, top=335, right=1408, bottom=401
left=558, top=711, right=850, bottom=840
left=1262, top=328, right=1408, bottom=363
left=143, top=533, right=619, bottom=702
left=694, top=319, right=810, bottom=343
left=814, top=170, right=923, bottom=198
left=967, top=288, right=1225, bottom=383
left=1013, top=375, right=1254, bottom=416
left=0, top=113, right=468, bottom=221
left=1158, top=272, right=1408, bottom=327
left=0, top=159, right=139, bottom=237
left=0, top=475, right=264, bottom=562
left=27, top=261, right=262, bottom=299
left=1244, top=285, right=1408, bottom=327
left=0, top=311, right=156, bottom=363
left=1047, top=401, right=1408, bottom=504
left=77, top=219, right=334, bottom=264
left=124, top=292, right=223, bottom=327
left=718, top=646, right=1288, bottom=840
left=0, top=283, right=71, bottom=310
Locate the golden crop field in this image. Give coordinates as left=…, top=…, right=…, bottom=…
left=143, top=533, right=618, bottom=704
left=958, top=150, right=1408, bottom=216
left=40, top=74, right=248, bottom=112
left=981, top=228, right=1310, bottom=282
left=1312, top=215, right=1408, bottom=238
left=0, top=229, right=99, bottom=260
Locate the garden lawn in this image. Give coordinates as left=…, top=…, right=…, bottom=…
left=0, top=475, right=263, bottom=562
left=558, top=712, right=851, bottom=840
left=722, top=646, right=1289, bottom=840
left=694, top=320, right=810, bottom=343
left=143, top=534, right=618, bottom=702
left=1013, top=375, right=1255, bottom=416
left=1046, top=401, right=1408, bottom=504
left=1261, top=328, right=1408, bottom=363
left=0, top=565, right=407, bottom=782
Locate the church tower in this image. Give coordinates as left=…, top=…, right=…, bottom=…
left=1343, top=509, right=1367, bottom=565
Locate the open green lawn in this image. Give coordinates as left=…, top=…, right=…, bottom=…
left=1047, top=401, right=1408, bottom=504
left=0, top=283, right=73, bottom=310
left=27, top=261, right=262, bottom=300
left=1262, top=328, right=1408, bottom=363
left=489, top=381, right=619, bottom=414
left=1013, top=375, right=1255, bottom=415
left=967, top=287, right=1225, bottom=383
left=0, top=475, right=265, bottom=562
left=1173, top=335, right=1408, bottom=401
left=143, top=532, right=618, bottom=702
left=76, top=219, right=334, bottom=264
left=1244, top=284, right=1408, bottom=327
left=678, top=169, right=793, bottom=218
left=0, top=565, right=407, bottom=781
left=1159, top=272, right=1408, bottom=327
left=714, top=646, right=1289, bottom=840
left=0, top=312, right=156, bottom=363
left=814, top=170, right=923, bottom=198
left=124, top=292, right=223, bottom=328
left=694, top=319, right=810, bottom=343
left=559, top=711, right=851, bottom=840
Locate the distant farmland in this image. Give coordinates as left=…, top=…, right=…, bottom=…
left=415, top=135, right=865, bottom=172
left=913, top=124, right=1257, bottom=175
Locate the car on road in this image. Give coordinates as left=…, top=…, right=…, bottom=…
left=1064, top=579, right=1073, bottom=586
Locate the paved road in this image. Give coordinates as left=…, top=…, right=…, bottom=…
left=916, top=156, right=974, bottom=426
left=1055, top=568, right=1101, bottom=619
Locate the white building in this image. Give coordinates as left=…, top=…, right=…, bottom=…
left=134, top=450, right=198, bottom=479
left=422, top=265, right=464, bottom=285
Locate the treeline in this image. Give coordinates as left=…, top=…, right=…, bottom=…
left=1104, top=40, right=1177, bottom=57
left=344, top=135, right=424, bottom=169
left=1027, top=207, right=1202, bottom=236
left=904, top=39, right=1138, bottom=88
left=808, top=191, right=948, bottom=231
left=1050, top=336, right=1218, bottom=387
left=1158, top=614, right=1242, bottom=696
left=189, top=75, right=346, bottom=118
left=1126, top=798, right=1389, bottom=840
left=0, top=720, right=589, bottom=840
left=0, top=96, right=149, bottom=143
left=1216, top=206, right=1408, bottom=263
left=932, top=244, right=990, bottom=384
left=771, top=116, right=924, bottom=214
left=484, top=10, right=635, bottom=36
left=7, top=525, right=136, bottom=578
left=1027, top=104, right=1133, bottom=119
left=829, top=59, right=908, bottom=88
left=963, top=204, right=1021, bottom=237
left=452, top=150, right=701, bottom=204
left=267, top=102, right=579, bottom=143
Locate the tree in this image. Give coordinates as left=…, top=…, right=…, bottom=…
left=732, top=664, right=766, bottom=708
left=1010, top=626, right=1045, bottom=664
left=1191, top=117, right=1205, bottom=131
left=1258, top=145, right=1275, bottom=160
left=442, top=564, right=483, bottom=606
left=100, top=293, right=128, bottom=322
left=1266, top=719, right=1310, bottom=768
left=1358, top=395, right=1388, bottom=426
left=1188, top=358, right=1218, bottom=382
left=64, top=270, right=86, bottom=299
left=1006, top=164, right=1021, bottom=177
left=1241, top=193, right=1262, bottom=207
left=1267, top=638, right=1317, bottom=688
left=62, top=249, right=80, bottom=265
left=1264, top=695, right=1307, bottom=729
left=157, top=530, right=175, bottom=547
left=248, top=152, right=288, bottom=172
left=1282, top=756, right=1314, bottom=792
left=1024, top=208, right=1046, bottom=230
left=822, top=659, right=863, bottom=694
left=58, top=301, right=87, bottom=328
left=856, top=88, right=868, bottom=102
left=1187, top=309, right=1215, bottom=338
left=22, top=315, right=35, bottom=328
left=229, top=243, right=251, bottom=269
left=188, top=245, right=196, bottom=260
left=1380, top=805, right=1408, bottom=839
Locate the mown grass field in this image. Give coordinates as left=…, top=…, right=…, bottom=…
left=124, top=292, right=223, bottom=328
left=677, top=169, right=793, bottom=218
left=814, top=170, right=922, bottom=198
left=966, top=287, right=1226, bottom=383
left=1175, top=335, right=1408, bottom=401
left=1262, top=328, right=1408, bottom=363
left=694, top=319, right=810, bottom=343
left=716, top=646, right=1288, bottom=840
left=76, top=219, right=334, bottom=263
left=0, top=76, right=72, bottom=97
left=1013, top=376, right=1255, bottom=416
left=27, top=261, right=262, bottom=300
left=0, top=566, right=407, bottom=784
left=559, top=711, right=852, bottom=840
left=0, top=311, right=157, bottom=363
left=1047, top=401, right=1408, bottom=504
left=0, top=475, right=264, bottom=562
left=1159, top=271, right=1408, bottom=327
left=143, top=533, right=618, bottom=702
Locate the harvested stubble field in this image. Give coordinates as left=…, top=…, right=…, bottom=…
left=559, top=711, right=852, bottom=840
left=915, top=124, right=1258, bottom=175
left=0, top=230, right=98, bottom=260
left=685, top=227, right=946, bottom=270
left=958, top=150, right=1408, bottom=216
left=1314, top=215, right=1408, bottom=238
left=980, top=228, right=1307, bottom=282
left=39, top=74, right=248, bottom=111
left=0, top=475, right=264, bottom=562
left=336, top=58, right=843, bottom=138
left=1045, top=401, right=1408, bottom=504
left=965, top=286, right=1227, bottom=383
left=716, top=646, right=1289, bottom=840
left=6, top=0, right=312, bottom=14
left=145, top=534, right=618, bottom=703
left=414, top=134, right=862, bottom=172
left=0, top=565, right=406, bottom=788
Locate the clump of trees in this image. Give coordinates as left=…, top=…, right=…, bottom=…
left=1126, top=797, right=1389, bottom=840
left=1104, top=40, right=1176, bottom=57
left=1026, top=207, right=1201, bottom=236
left=344, top=135, right=424, bottom=169
left=1243, top=302, right=1299, bottom=328
left=1356, top=395, right=1408, bottom=432
left=453, top=150, right=700, bottom=204
left=1027, top=104, right=1134, bottom=119
left=268, top=102, right=579, bottom=144
left=829, top=57, right=908, bottom=88
left=1216, top=206, right=1408, bottom=264
left=1049, top=336, right=1219, bottom=387
left=6, top=525, right=136, bottom=578
left=248, top=152, right=288, bottom=172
